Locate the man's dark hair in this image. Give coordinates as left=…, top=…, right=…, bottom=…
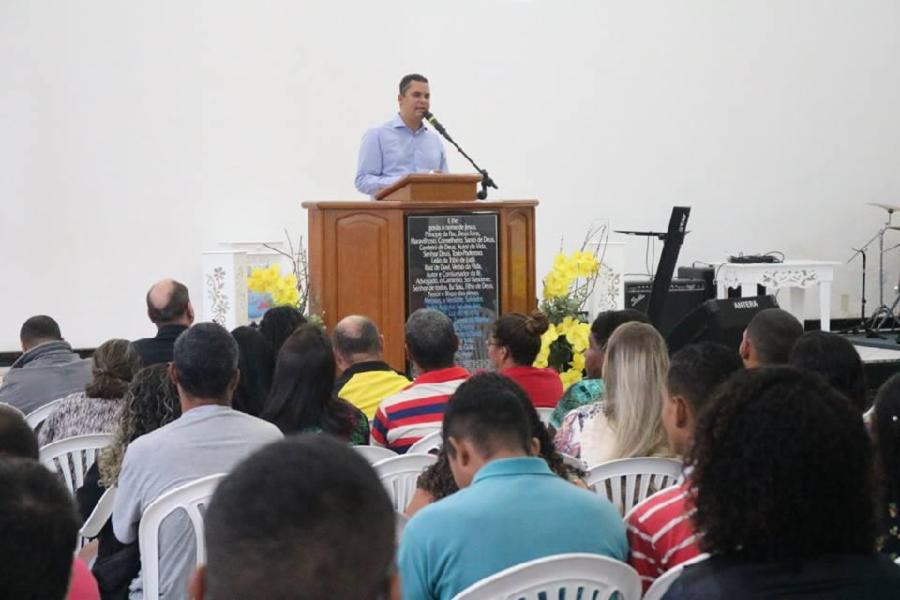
left=442, top=372, right=532, bottom=459
left=667, top=342, right=742, bottom=415
left=399, top=73, right=428, bottom=96
left=259, top=306, right=307, bottom=354
left=146, top=280, right=190, bottom=324
left=0, top=405, right=39, bottom=459
left=590, top=309, right=650, bottom=347
left=874, top=373, right=900, bottom=509
left=406, top=308, right=458, bottom=371
left=332, top=316, right=381, bottom=359
left=690, top=366, right=876, bottom=562
left=20, top=315, right=62, bottom=346
left=0, top=457, right=81, bottom=600
left=172, top=322, right=239, bottom=401
left=203, top=435, right=395, bottom=599
left=789, top=331, right=867, bottom=412
left=745, top=308, right=803, bottom=365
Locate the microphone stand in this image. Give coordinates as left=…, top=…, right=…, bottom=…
left=428, top=120, right=498, bottom=200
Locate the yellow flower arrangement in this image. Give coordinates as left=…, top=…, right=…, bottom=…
left=247, top=263, right=300, bottom=309
left=533, top=225, right=606, bottom=389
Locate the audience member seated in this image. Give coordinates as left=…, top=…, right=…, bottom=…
left=665, top=367, right=900, bottom=599
left=0, top=458, right=99, bottom=600
left=405, top=372, right=579, bottom=517
left=258, top=305, right=306, bottom=354
left=332, top=315, right=410, bottom=419
left=626, top=342, right=741, bottom=591
left=190, top=435, right=398, bottom=600
left=789, top=330, right=867, bottom=412
left=738, top=307, right=803, bottom=368
left=39, top=339, right=142, bottom=446
left=0, top=315, right=92, bottom=415
left=76, top=364, right=182, bottom=599
left=133, top=279, right=194, bottom=366
left=0, top=407, right=100, bottom=600
left=549, top=309, right=650, bottom=430
left=261, top=324, right=368, bottom=443
left=112, top=323, right=282, bottom=600
left=872, top=373, right=900, bottom=560
left=487, top=310, right=563, bottom=409
left=555, top=322, right=672, bottom=464
left=229, top=326, right=274, bottom=417
left=373, top=308, right=469, bottom=453
left=398, top=372, right=627, bottom=600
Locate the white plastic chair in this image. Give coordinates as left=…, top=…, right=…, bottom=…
left=642, top=553, right=709, bottom=600
left=584, top=457, right=683, bottom=516
left=39, top=433, right=114, bottom=495
left=353, top=444, right=398, bottom=463
left=374, top=453, right=437, bottom=512
left=80, top=486, right=117, bottom=539
left=25, top=398, right=64, bottom=429
left=536, top=407, right=554, bottom=427
left=406, top=430, right=443, bottom=454
left=138, top=473, right=226, bottom=600
left=451, top=553, right=641, bottom=600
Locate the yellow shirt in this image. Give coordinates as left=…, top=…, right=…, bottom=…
left=335, top=361, right=411, bottom=419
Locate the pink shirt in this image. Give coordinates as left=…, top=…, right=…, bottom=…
left=68, top=559, right=100, bottom=600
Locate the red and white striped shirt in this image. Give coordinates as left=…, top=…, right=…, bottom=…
left=625, top=479, right=701, bottom=592
left=371, top=366, right=469, bottom=453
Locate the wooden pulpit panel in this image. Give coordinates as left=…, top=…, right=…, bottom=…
left=500, top=207, right=536, bottom=315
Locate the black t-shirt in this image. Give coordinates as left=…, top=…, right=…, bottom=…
left=663, top=553, right=900, bottom=599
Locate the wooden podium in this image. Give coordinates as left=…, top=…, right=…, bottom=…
left=302, top=174, right=537, bottom=371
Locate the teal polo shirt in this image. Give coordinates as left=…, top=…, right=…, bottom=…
left=398, top=457, right=628, bottom=600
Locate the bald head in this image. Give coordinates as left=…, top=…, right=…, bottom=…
left=146, top=279, right=193, bottom=326
left=332, top=315, right=382, bottom=369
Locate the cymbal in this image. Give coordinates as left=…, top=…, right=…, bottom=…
left=868, top=202, right=900, bottom=212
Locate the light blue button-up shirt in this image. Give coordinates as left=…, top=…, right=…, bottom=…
left=354, top=114, right=449, bottom=196
left=398, top=457, right=629, bottom=600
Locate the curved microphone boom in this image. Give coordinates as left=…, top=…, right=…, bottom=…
left=422, top=111, right=498, bottom=200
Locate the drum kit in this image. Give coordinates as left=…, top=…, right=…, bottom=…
left=850, top=202, right=900, bottom=335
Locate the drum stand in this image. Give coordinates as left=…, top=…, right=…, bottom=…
left=859, top=205, right=900, bottom=333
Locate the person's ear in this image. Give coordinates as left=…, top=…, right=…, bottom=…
left=671, top=394, right=690, bottom=429
left=188, top=566, right=206, bottom=600
left=228, top=368, right=241, bottom=397
left=529, top=437, right=540, bottom=456
left=378, top=333, right=385, bottom=352
left=168, top=362, right=180, bottom=387
left=447, top=436, right=470, bottom=468
left=186, top=302, right=195, bottom=324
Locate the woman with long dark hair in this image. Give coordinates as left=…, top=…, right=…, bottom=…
left=230, top=326, right=274, bottom=417
left=262, top=324, right=368, bottom=444
left=873, top=373, right=900, bottom=560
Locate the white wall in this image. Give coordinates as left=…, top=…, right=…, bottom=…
left=2, top=0, right=899, bottom=350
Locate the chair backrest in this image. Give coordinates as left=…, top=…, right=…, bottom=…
left=0, top=402, right=25, bottom=418
left=39, top=433, right=115, bottom=495
left=536, top=407, right=554, bottom=427
left=584, top=457, right=683, bottom=516
left=451, top=553, right=641, bottom=600
left=374, top=453, right=437, bottom=512
left=138, top=473, right=226, bottom=600
left=25, top=397, right=64, bottom=429
left=642, top=553, right=709, bottom=600
left=353, top=444, right=399, bottom=463
left=80, top=485, right=117, bottom=539
left=406, top=430, right=443, bottom=454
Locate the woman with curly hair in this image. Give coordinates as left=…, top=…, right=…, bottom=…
left=404, top=372, right=580, bottom=517
left=39, top=338, right=143, bottom=446
left=76, top=364, right=182, bottom=600
left=665, top=367, right=900, bottom=598
left=873, top=373, right=900, bottom=560
left=487, top=311, right=562, bottom=408
left=261, top=324, right=368, bottom=444
left=554, top=321, right=672, bottom=466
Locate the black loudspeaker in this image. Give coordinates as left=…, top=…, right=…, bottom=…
left=624, top=279, right=708, bottom=336
left=666, top=295, right=780, bottom=354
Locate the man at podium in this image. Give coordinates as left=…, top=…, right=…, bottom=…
left=355, top=73, right=448, bottom=196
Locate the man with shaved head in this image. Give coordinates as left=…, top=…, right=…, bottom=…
left=133, top=278, right=194, bottom=365
left=332, top=315, right=409, bottom=419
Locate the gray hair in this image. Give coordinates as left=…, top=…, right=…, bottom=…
left=405, top=309, right=457, bottom=370
left=332, top=316, right=381, bottom=359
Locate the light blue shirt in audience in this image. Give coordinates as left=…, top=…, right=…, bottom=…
left=399, top=456, right=628, bottom=600
left=354, top=114, right=448, bottom=196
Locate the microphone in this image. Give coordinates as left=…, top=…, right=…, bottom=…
left=423, top=111, right=450, bottom=139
